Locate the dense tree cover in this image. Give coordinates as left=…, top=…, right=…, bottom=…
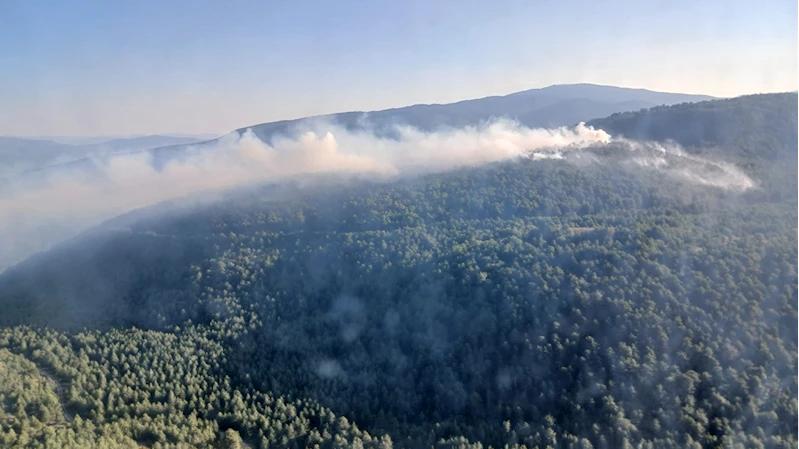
left=0, top=94, right=796, bottom=448
left=0, top=349, right=64, bottom=426
left=587, top=94, right=797, bottom=161
left=0, top=326, right=393, bottom=449
left=588, top=93, right=798, bottom=200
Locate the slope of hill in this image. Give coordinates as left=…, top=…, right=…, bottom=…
left=241, top=83, right=714, bottom=143
left=47, top=134, right=217, bottom=145
left=0, top=135, right=205, bottom=178
left=0, top=137, right=89, bottom=177
left=0, top=94, right=795, bottom=449
left=89, top=135, right=204, bottom=153
left=587, top=93, right=798, bottom=199
left=587, top=93, right=797, bottom=161
left=2, top=84, right=713, bottom=182
left=0, top=134, right=209, bottom=270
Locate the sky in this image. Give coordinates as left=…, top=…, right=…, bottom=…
left=0, top=0, right=796, bottom=136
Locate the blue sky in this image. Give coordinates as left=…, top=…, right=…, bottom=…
left=0, top=0, right=796, bottom=136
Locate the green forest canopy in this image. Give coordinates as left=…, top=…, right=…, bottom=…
left=0, top=93, right=796, bottom=449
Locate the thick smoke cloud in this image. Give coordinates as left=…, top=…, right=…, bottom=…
left=0, top=119, right=754, bottom=270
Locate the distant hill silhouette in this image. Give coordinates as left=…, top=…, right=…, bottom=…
left=1, top=83, right=714, bottom=182
left=239, top=83, right=714, bottom=142
left=0, top=135, right=204, bottom=178
left=88, top=135, right=204, bottom=152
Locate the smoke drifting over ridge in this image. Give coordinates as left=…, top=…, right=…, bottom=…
left=0, top=119, right=754, bottom=269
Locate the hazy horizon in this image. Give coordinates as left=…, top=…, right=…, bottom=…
left=2, top=82, right=721, bottom=140
left=3, top=133, right=220, bottom=143
left=1, top=0, right=796, bottom=137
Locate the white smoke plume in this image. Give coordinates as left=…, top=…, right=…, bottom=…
left=0, top=119, right=754, bottom=270
left=530, top=138, right=757, bottom=191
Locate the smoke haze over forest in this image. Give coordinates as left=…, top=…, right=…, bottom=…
left=1, top=1, right=797, bottom=446
left=0, top=116, right=758, bottom=271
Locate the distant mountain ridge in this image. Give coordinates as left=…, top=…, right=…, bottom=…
left=238, top=83, right=715, bottom=142
left=0, top=134, right=206, bottom=178
left=87, top=135, right=205, bottom=153
left=0, top=137, right=88, bottom=177
left=13, top=134, right=216, bottom=145
left=0, top=83, right=715, bottom=181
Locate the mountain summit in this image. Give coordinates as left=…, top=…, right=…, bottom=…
left=240, top=83, right=714, bottom=142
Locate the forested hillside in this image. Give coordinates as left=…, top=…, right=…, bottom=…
left=0, top=94, right=796, bottom=448
left=588, top=93, right=798, bottom=199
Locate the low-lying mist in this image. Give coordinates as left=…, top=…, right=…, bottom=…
left=0, top=119, right=755, bottom=270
